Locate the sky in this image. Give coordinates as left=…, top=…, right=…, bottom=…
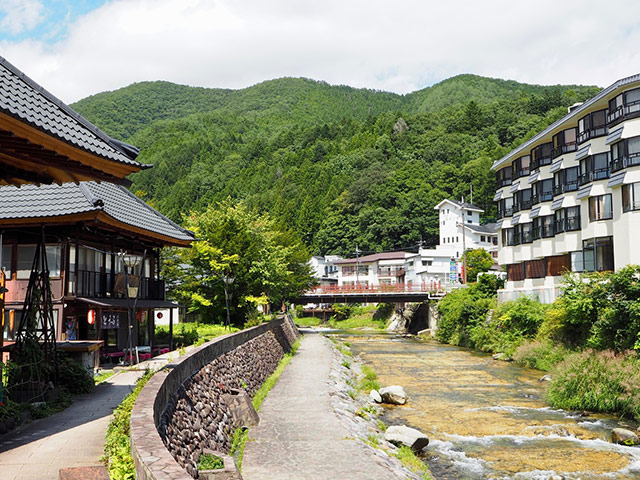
left=1, top=0, right=640, bottom=103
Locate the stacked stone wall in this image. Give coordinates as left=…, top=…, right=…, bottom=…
left=131, top=315, right=300, bottom=480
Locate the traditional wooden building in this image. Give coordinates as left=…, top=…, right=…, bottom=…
left=0, top=181, right=194, bottom=355
left=0, top=55, right=147, bottom=186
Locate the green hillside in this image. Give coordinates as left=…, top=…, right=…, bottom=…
left=71, top=76, right=600, bottom=256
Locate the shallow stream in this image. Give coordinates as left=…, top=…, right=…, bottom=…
left=341, top=333, right=640, bottom=479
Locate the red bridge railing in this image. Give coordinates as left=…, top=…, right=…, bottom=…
left=305, top=281, right=452, bottom=296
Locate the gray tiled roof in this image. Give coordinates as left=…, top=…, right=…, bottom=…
left=465, top=223, right=497, bottom=234
left=0, top=56, right=144, bottom=167
left=0, top=182, right=194, bottom=242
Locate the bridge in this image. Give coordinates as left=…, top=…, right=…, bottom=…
left=295, top=283, right=451, bottom=304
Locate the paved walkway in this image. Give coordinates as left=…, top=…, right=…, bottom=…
left=0, top=353, right=174, bottom=480
left=242, top=332, right=393, bottom=480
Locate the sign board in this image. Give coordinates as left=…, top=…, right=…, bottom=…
left=449, top=259, right=458, bottom=282
left=101, top=312, right=120, bottom=329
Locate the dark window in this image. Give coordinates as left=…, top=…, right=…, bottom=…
left=608, top=88, right=640, bottom=124
left=2, top=245, right=12, bottom=276
left=554, top=166, right=579, bottom=195
left=583, top=236, right=614, bottom=272
left=512, top=155, right=531, bottom=179
left=520, top=222, right=533, bottom=244
left=566, top=206, right=581, bottom=231
left=532, top=178, right=553, bottom=204
left=513, top=188, right=532, bottom=212
left=497, top=197, right=514, bottom=218
left=552, top=128, right=577, bottom=158
left=622, top=182, right=640, bottom=212
left=579, top=152, right=610, bottom=185
left=588, top=194, right=613, bottom=222
left=533, top=215, right=554, bottom=240
left=578, top=109, right=607, bottom=143
left=502, top=228, right=515, bottom=246
left=554, top=208, right=565, bottom=234
left=611, top=136, right=640, bottom=172
left=531, top=142, right=553, bottom=169
left=495, top=166, right=513, bottom=188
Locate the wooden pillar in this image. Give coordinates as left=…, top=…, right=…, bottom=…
left=169, top=306, right=174, bottom=351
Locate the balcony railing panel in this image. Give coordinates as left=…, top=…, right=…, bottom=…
left=74, top=270, right=165, bottom=300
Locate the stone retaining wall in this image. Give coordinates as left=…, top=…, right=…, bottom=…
left=131, top=316, right=300, bottom=480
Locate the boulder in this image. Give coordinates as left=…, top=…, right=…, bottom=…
left=539, top=374, right=552, bottom=382
left=492, top=353, right=512, bottom=362
left=379, top=386, right=407, bottom=405
left=384, top=425, right=429, bottom=452
left=612, top=428, right=640, bottom=445
left=369, top=389, right=382, bottom=403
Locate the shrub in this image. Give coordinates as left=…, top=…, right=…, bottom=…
left=332, top=303, right=355, bottom=321
left=56, top=354, right=94, bottom=394
left=469, top=324, right=525, bottom=357
left=436, top=285, right=495, bottom=346
left=546, top=350, right=640, bottom=420
left=494, top=296, right=549, bottom=337
left=513, top=339, right=570, bottom=371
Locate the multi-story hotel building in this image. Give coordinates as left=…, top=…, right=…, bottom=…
left=492, top=74, right=640, bottom=303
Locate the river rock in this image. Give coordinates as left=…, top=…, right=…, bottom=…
left=384, top=425, right=429, bottom=452
left=492, top=353, right=512, bottom=362
left=612, top=428, right=640, bottom=445
left=370, top=389, right=382, bottom=403
left=539, top=374, right=552, bottom=382
left=379, top=386, right=407, bottom=405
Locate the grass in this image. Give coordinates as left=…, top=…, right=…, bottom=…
left=252, top=339, right=300, bottom=410
left=103, top=369, right=154, bottom=480
left=94, top=370, right=116, bottom=385
left=230, top=427, right=249, bottom=471
left=198, top=453, right=224, bottom=470
left=294, top=304, right=393, bottom=330
left=395, top=446, right=433, bottom=480
left=359, top=365, right=381, bottom=392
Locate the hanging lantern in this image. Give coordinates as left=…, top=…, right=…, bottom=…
left=87, top=309, right=96, bottom=325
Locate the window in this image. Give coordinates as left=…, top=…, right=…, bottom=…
left=579, top=152, right=610, bottom=185
left=578, top=109, right=607, bottom=143
left=570, top=251, right=584, bottom=272
left=502, top=228, right=514, bottom=246
left=547, top=254, right=570, bottom=277
left=552, top=128, right=577, bottom=158
left=497, top=197, right=514, bottom=218
left=532, top=178, right=553, bottom=204
left=513, top=188, right=532, bottom=212
left=566, top=206, right=581, bottom=231
left=583, top=236, right=614, bottom=272
left=531, top=142, right=553, bottom=169
left=553, top=166, right=579, bottom=195
left=516, top=222, right=533, bottom=244
left=492, top=237, right=498, bottom=245
left=622, top=182, right=640, bottom=212
left=421, top=260, right=432, bottom=266
left=533, top=215, right=554, bottom=238
left=554, top=208, right=565, bottom=234
left=512, top=155, right=531, bottom=178
left=611, top=136, right=640, bottom=172
left=2, top=245, right=12, bottom=276
left=16, top=245, right=60, bottom=280
left=588, top=194, right=613, bottom=221
left=526, top=259, right=546, bottom=279
left=481, top=235, right=486, bottom=242
left=495, top=166, right=512, bottom=188
left=508, top=263, right=525, bottom=282
left=608, top=88, right=640, bottom=124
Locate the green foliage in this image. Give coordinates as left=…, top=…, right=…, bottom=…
left=513, top=340, right=571, bottom=372
left=103, top=370, right=154, bottom=480
left=230, top=427, right=249, bottom=471
left=358, top=365, right=381, bottom=392
left=56, top=353, right=94, bottom=394
left=494, top=296, right=549, bottom=338
left=465, top=248, right=494, bottom=281
left=71, top=76, right=599, bottom=256
left=94, top=370, right=116, bottom=385
left=168, top=199, right=312, bottom=326
left=331, top=303, right=355, bottom=321
left=546, top=350, right=640, bottom=421
left=436, top=283, right=496, bottom=346
left=395, top=445, right=433, bottom=480
left=155, top=322, right=235, bottom=347
left=198, top=453, right=224, bottom=470
left=252, top=338, right=300, bottom=410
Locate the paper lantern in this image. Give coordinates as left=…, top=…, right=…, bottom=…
left=87, top=309, right=96, bottom=325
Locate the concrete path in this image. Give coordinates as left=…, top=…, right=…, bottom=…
left=0, top=354, right=173, bottom=480
left=242, top=332, right=394, bottom=480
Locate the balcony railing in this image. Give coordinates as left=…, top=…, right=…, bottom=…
left=607, top=101, right=640, bottom=125
left=495, top=178, right=512, bottom=189
left=513, top=168, right=530, bottom=179
left=72, top=270, right=165, bottom=300
left=577, top=127, right=607, bottom=144
left=578, top=168, right=610, bottom=186
left=551, top=143, right=577, bottom=159
left=611, top=153, right=640, bottom=173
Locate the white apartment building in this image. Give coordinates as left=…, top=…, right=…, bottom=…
left=334, top=251, right=409, bottom=288
left=492, top=73, right=640, bottom=303
left=309, top=254, right=342, bottom=287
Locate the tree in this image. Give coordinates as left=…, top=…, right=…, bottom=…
left=170, top=199, right=313, bottom=326
left=465, top=248, right=494, bottom=282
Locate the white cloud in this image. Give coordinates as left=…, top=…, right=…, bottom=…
left=2, top=0, right=640, bottom=103
left=0, top=0, right=44, bottom=35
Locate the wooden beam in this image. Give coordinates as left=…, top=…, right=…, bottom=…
left=0, top=112, right=141, bottom=179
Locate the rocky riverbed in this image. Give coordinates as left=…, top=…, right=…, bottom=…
left=326, top=336, right=428, bottom=480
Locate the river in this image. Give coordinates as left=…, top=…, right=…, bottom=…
left=339, top=332, right=640, bottom=480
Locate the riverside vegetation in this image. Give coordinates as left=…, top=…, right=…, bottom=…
left=435, top=267, right=640, bottom=423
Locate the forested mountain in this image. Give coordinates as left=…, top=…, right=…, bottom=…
left=71, top=76, right=600, bottom=256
